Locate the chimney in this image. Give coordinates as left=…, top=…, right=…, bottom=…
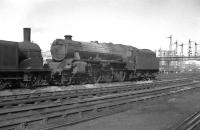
left=64, top=35, right=72, bottom=40
left=23, top=28, right=31, bottom=42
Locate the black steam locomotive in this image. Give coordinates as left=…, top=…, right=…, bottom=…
left=0, top=28, right=159, bottom=89
left=49, top=35, right=159, bottom=85
left=0, top=28, right=51, bottom=89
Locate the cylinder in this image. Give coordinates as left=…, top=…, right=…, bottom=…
left=23, top=28, right=31, bottom=42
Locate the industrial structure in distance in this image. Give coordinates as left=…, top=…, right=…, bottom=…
left=157, top=35, right=200, bottom=73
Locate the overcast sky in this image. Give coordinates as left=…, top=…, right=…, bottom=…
left=0, top=0, right=200, bottom=54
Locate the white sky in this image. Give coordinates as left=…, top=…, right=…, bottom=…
left=0, top=0, right=200, bottom=53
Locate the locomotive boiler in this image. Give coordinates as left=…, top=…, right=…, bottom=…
left=50, top=35, right=159, bottom=85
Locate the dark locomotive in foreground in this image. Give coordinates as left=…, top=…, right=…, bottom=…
left=0, top=28, right=51, bottom=89
left=0, top=28, right=159, bottom=89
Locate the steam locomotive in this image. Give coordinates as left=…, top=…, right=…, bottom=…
left=49, top=35, right=159, bottom=85
left=0, top=28, right=159, bottom=89
left=0, top=28, right=51, bottom=89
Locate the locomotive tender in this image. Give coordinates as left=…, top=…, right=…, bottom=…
left=50, top=35, right=159, bottom=85
left=0, top=28, right=159, bottom=89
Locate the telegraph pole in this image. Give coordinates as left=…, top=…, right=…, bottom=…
left=188, top=39, right=192, bottom=57
left=180, top=43, right=183, bottom=56
left=194, top=42, right=200, bottom=56
left=158, top=48, right=162, bottom=57
left=168, top=35, right=172, bottom=56
left=167, top=35, right=172, bottom=73
left=195, top=42, right=197, bottom=56
left=174, top=41, right=178, bottom=55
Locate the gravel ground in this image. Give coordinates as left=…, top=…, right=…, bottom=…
left=0, top=81, right=153, bottom=96
left=56, top=84, right=200, bottom=130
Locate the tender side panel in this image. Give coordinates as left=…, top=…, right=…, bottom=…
left=136, top=49, right=159, bottom=71
left=0, top=40, right=18, bottom=69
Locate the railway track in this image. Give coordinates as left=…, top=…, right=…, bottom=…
left=0, top=79, right=199, bottom=130
left=0, top=78, right=193, bottom=109
left=173, top=111, right=200, bottom=130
